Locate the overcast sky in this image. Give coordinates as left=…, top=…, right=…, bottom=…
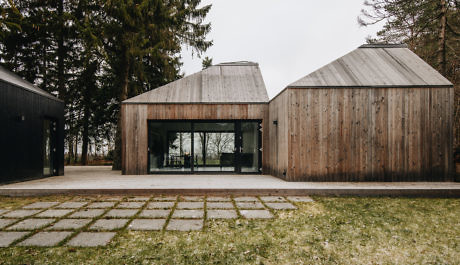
left=180, top=0, right=383, bottom=99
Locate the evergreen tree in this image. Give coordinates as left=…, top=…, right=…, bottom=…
left=104, top=0, right=212, bottom=170
left=202, top=56, right=213, bottom=69
left=0, top=0, right=213, bottom=167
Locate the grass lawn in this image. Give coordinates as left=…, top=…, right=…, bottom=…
left=0, top=196, right=459, bottom=264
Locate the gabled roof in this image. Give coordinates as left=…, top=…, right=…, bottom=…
left=0, top=66, right=62, bottom=101
left=288, top=44, right=453, bottom=88
left=124, top=61, right=269, bottom=104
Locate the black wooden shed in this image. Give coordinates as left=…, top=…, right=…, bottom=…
left=0, top=66, right=64, bottom=182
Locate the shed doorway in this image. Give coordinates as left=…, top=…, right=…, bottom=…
left=43, top=118, right=58, bottom=176
left=148, top=120, right=261, bottom=174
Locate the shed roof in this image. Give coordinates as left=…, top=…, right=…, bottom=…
left=124, top=61, right=269, bottom=104
left=288, top=44, right=453, bottom=88
left=0, top=66, right=62, bottom=101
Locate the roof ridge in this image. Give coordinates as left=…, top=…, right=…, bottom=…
left=359, top=43, right=408, bottom=48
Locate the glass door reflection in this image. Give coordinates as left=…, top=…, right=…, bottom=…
left=193, top=123, right=235, bottom=172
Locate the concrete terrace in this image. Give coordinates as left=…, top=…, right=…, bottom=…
left=0, top=166, right=459, bottom=197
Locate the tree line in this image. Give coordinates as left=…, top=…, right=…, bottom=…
left=0, top=0, right=212, bottom=168
left=359, top=0, right=460, bottom=151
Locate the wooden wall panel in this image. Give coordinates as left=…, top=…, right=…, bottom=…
left=267, top=93, right=289, bottom=179
left=122, top=103, right=268, bottom=175
left=273, top=87, right=453, bottom=182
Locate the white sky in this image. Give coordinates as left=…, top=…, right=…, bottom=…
left=180, top=0, right=383, bottom=99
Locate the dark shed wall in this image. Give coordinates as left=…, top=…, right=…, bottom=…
left=268, top=87, right=453, bottom=181
left=0, top=80, right=64, bottom=182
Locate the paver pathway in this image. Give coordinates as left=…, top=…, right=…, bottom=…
left=0, top=195, right=313, bottom=247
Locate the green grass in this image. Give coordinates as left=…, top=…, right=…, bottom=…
left=0, top=196, right=459, bottom=264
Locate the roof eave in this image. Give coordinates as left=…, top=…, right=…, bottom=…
left=121, top=101, right=269, bottom=105
left=286, top=84, right=454, bottom=89
left=0, top=78, right=64, bottom=103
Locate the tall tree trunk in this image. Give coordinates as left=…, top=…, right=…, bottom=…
left=112, top=49, right=130, bottom=170
left=74, top=135, right=78, bottom=163
left=57, top=0, right=65, bottom=98
left=67, top=134, right=73, bottom=164
left=438, top=0, right=447, bottom=75
left=81, top=105, right=90, bottom=165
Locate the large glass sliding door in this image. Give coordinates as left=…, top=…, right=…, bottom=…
left=240, top=122, right=261, bottom=173
left=148, top=122, right=192, bottom=172
left=193, top=123, right=235, bottom=172
left=148, top=120, right=261, bottom=173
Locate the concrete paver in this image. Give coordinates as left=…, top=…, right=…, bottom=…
left=0, top=209, right=9, bottom=215
left=127, top=196, right=150, bottom=201
left=152, top=196, right=177, bottom=201
left=128, top=219, right=165, bottom=231
left=172, top=209, right=203, bottom=219
left=23, top=202, right=60, bottom=209
left=139, top=209, right=170, bottom=218
left=207, top=210, right=237, bottom=219
left=55, top=202, right=87, bottom=209
left=99, top=196, right=124, bottom=201
left=166, top=219, right=203, bottom=231
left=176, top=202, right=203, bottom=209
left=147, top=202, right=175, bottom=209
left=86, top=202, right=116, bottom=208
left=207, top=202, right=234, bottom=209
left=36, top=209, right=74, bottom=218
left=240, top=210, right=273, bottom=219
left=265, top=202, right=297, bottom=210
left=287, top=196, right=314, bottom=202
left=47, top=219, right=92, bottom=230
left=69, top=209, right=105, bottom=218
left=260, top=196, right=286, bottom=202
left=0, top=219, right=17, bottom=229
left=236, top=202, right=265, bottom=209
left=7, top=218, right=55, bottom=230
left=67, top=232, right=116, bottom=247
left=3, top=209, right=40, bottom=218
left=105, top=209, right=138, bottom=218
left=206, top=196, right=232, bottom=202
left=89, top=219, right=129, bottom=230
left=234, top=197, right=259, bottom=202
left=18, top=231, right=72, bottom=246
left=181, top=196, right=204, bottom=201
left=117, top=202, right=145, bottom=209
left=0, top=231, right=29, bottom=247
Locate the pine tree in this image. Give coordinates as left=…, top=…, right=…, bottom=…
left=105, top=0, right=212, bottom=170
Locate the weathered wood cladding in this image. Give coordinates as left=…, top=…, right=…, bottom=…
left=121, top=103, right=269, bottom=175
left=267, top=87, right=454, bottom=181
left=267, top=91, right=289, bottom=178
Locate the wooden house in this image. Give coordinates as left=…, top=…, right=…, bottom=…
left=122, top=44, right=454, bottom=181
left=268, top=44, right=454, bottom=181
left=121, top=62, right=269, bottom=175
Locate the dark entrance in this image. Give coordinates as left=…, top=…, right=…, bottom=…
left=148, top=120, right=261, bottom=174
left=43, top=118, right=58, bottom=176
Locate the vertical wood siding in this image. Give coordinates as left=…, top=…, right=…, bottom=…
left=121, top=104, right=268, bottom=175
left=267, top=87, right=453, bottom=181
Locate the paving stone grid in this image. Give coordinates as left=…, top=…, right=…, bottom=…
left=0, top=195, right=313, bottom=247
